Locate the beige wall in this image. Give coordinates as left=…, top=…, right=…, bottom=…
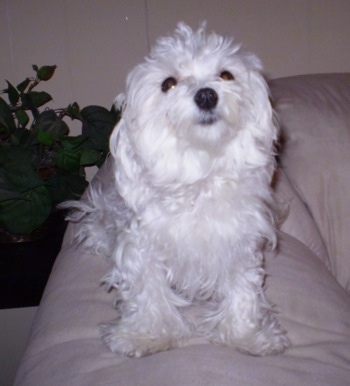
left=1, top=0, right=350, bottom=123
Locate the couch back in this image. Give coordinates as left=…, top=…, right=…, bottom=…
left=270, top=74, right=350, bottom=291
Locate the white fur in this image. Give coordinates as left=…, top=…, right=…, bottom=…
left=65, top=23, right=290, bottom=357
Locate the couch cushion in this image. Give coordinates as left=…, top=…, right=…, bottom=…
left=15, top=230, right=350, bottom=385
left=274, top=168, right=330, bottom=268
left=270, top=73, right=350, bottom=291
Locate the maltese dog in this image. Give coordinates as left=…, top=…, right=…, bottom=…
left=65, top=22, right=290, bottom=358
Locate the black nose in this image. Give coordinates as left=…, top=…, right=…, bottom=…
left=194, top=88, right=218, bottom=111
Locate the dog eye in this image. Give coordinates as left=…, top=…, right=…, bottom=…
left=161, top=77, right=177, bottom=92
left=220, top=71, right=235, bottom=81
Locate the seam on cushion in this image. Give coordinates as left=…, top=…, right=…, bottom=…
left=279, top=168, right=331, bottom=271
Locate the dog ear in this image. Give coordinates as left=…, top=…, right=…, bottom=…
left=109, top=118, right=149, bottom=212
left=248, top=70, right=279, bottom=149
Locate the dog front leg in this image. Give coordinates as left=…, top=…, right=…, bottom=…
left=100, top=253, right=191, bottom=357
left=209, top=266, right=290, bottom=356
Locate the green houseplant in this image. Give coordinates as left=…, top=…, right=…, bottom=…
left=0, top=65, right=119, bottom=239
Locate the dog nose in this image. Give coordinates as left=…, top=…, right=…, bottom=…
left=194, top=88, right=218, bottom=111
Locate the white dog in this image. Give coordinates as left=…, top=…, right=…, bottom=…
left=65, top=23, right=290, bottom=358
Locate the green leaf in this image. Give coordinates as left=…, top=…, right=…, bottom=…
left=55, top=147, right=80, bottom=172
left=15, top=109, right=29, bottom=127
left=80, top=148, right=102, bottom=166
left=0, top=96, right=16, bottom=135
left=22, top=91, right=52, bottom=109
left=0, top=145, right=18, bottom=165
left=64, top=102, right=81, bottom=119
left=10, top=127, right=33, bottom=146
left=61, top=135, right=87, bottom=149
left=0, top=185, right=51, bottom=234
left=0, top=168, right=21, bottom=201
left=46, top=172, right=87, bottom=202
left=33, top=110, right=69, bottom=138
left=29, top=91, right=52, bottom=108
left=81, top=105, right=117, bottom=151
left=6, top=81, right=20, bottom=105
left=36, top=65, right=57, bottom=81
left=0, top=149, right=43, bottom=192
left=37, top=130, right=55, bottom=146
left=0, top=146, right=51, bottom=234
left=17, top=78, right=30, bottom=94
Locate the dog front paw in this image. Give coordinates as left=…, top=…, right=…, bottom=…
left=100, top=323, right=177, bottom=358
left=100, top=323, right=142, bottom=358
left=238, top=317, right=291, bottom=356
left=243, top=328, right=290, bottom=356
left=211, top=309, right=291, bottom=356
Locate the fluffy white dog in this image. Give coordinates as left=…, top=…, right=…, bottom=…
left=66, top=23, right=290, bottom=358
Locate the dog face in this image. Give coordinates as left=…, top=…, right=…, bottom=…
left=111, top=23, right=276, bottom=187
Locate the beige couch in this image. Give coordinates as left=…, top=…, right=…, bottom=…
left=15, top=74, right=350, bottom=385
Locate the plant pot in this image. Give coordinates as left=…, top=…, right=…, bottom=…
left=0, top=211, right=68, bottom=309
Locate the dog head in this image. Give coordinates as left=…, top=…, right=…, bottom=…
left=110, top=23, right=277, bottom=187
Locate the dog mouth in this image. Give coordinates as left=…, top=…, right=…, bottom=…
left=198, top=113, right=218, bottom=126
